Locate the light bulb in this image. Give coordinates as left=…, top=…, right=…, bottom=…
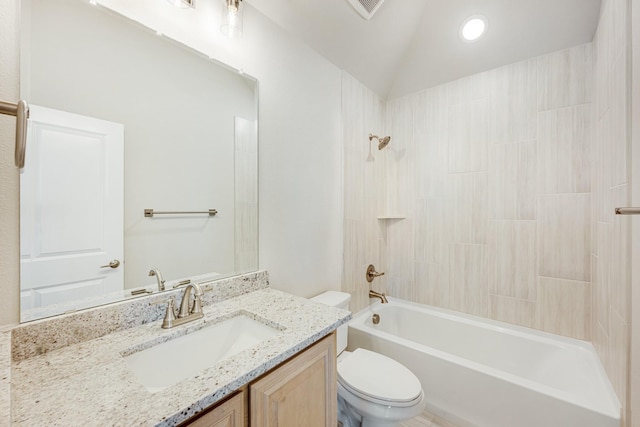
left=221, top=0, right=244, bottom=39
left=460, top=15, right=488, bottom=42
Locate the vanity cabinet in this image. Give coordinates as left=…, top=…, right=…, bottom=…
left=183, top=391, right=246, bottom=427
left=251, top=332, right=337, bottom=427
left=181, top=332, right=336, bottom=427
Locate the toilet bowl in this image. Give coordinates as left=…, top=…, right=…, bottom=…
left=310, top=291, right=425, bottom=427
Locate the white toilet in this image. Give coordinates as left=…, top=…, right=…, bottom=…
left=310, top=291, right=426, bottom=427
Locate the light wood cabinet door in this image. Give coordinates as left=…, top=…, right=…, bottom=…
left=250, top=333, right=337, bottom=427
left=183, top=390, right=246, bottom=427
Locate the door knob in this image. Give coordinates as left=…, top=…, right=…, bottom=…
left=100, top=259, right=121, bottom=269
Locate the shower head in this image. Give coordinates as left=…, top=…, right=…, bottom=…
left=377, top=136, right=390, bottom=150
left=369, top=133, right=391, bottom=150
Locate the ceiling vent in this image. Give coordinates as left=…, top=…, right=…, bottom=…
left=346, top=0, right=386, bottom=20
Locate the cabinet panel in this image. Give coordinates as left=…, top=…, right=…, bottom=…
left=184, top=390, right=246, bottom=427
left=250, top=333, right=337, bottom=427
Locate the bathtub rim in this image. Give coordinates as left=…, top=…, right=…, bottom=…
left=348, top=297, right=621, bottom=420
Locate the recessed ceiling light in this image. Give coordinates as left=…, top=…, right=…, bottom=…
left=460, top=15, right=487, bottom=42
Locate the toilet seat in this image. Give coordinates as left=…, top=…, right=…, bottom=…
left=338, top=348, right=423, bottom=408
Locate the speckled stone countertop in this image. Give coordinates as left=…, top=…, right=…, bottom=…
left=10, top=287, right=350, bottom=426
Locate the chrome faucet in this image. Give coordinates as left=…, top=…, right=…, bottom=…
left=369, top=290, right=388, bottom=304
left=157, top=282, right=204, bottom=329
left=148, top=268, right=166, bottom=291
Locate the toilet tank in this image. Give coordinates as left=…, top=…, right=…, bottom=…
left=310, top=291, right=351, bottom=355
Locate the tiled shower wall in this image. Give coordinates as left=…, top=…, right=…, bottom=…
left=591, top=0, right=631, bottom=422
left=384, top=43, right=593, bottom=339
left=342, top=3, right=631, bottom=417
left=341, top=73, right=388, bottom=312
left=343, top=43, right=594, bottom=336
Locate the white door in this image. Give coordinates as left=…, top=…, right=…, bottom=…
left=20, top=105, right=124, bottom=314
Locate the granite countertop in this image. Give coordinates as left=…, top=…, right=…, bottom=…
left=10, top=288, right=351, bottom=426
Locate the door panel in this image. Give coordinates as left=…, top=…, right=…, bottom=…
left=20, top=105, right=124, bottom=314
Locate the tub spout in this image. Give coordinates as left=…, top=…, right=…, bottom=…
left=369, top=290, right=388, bottom=304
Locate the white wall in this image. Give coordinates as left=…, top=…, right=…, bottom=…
left=93, top=0, right=345, bottom=298
left=0, top=0, right=344, bottom=326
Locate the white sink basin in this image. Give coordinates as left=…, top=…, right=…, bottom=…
left=124, top=314, right=280, bottom=393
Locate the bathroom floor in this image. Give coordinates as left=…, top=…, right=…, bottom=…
left=400, top=410, right=460, bottom=427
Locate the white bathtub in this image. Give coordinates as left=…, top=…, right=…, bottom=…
left=347, top=298, right=621, bottom=427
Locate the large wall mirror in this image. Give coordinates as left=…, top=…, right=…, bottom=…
left=19, top=0, right=259, bottom=321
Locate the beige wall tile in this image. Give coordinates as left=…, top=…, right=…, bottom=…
left=446, top=72, right=490, bottom=105
left=415, top=261, right=450, bottom=309
left=448, top=172, right=489, bottom=244
left=537, top=43, right=592, bottom=111
left=387, top=219, right=415, bottom=301
left=490, top=220, right=537, bottom=300
left=538, top=276, right=591, bottom=340
left=538, top=194, right=591, bottom=281
left=593, top=110, right=612, bottom=223
left=491, top=141, right=537, bottom=220
left=608, top=55, right=628, bottom=187
left=488, top=294, right=537, bottom=329
left=611, top=185, right=630, bottom=323
left=489, top=59, right=537, bottom=144
left=537, top=105, right=591, bottom=194
left=609, top=309, right=628, bottom=414
left=449, top=244, right=488, bottom=317
left=415, top=198, right=449, bottom=265
left=385, top=98, right=414, bottom=215
left=447, top=98, right=488, bottom=173
left=595, top=223, right=611, bottom=331
left=415, top=89, right=448, bottom=198
left=592, top=320, right=611, bottom=378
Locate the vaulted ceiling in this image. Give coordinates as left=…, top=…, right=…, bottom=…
left=250, top=0, right=602, bottom=99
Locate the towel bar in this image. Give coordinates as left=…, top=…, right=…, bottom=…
left=0, top=99, right=29, bottom=168
left=615, top=207, right=640, bottom=215
left=144, top=209, right=218, bottom=217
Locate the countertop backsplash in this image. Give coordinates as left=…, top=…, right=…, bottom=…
left=11, top=270, right=269, bottom=362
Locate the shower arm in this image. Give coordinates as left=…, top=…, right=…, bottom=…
left=368, top=133, right=391, bottom=150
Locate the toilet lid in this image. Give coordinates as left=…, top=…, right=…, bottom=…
left=337, top=349, right=422, bottom=404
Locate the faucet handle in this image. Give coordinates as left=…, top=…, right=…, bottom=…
left=152, top=298, right=177, bottom=329
left=366, top=264, right=385, bottom=283
left=191, top=292, right=203, bottom=315
left=162, top=299, right=177, bottom=329
left=172, top=279, right=191, bottom=289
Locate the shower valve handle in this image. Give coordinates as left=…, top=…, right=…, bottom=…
left=366, top=264, right=385, bottom=283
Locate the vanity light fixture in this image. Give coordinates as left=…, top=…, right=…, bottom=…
left=220, top=0, right=244, bottom=39
left=166, top=0, right=194, bottom=8
left=460, top=15, right=487, bottom=42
